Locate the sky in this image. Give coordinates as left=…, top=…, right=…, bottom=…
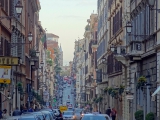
left=39, top=0, right=97, bottom=65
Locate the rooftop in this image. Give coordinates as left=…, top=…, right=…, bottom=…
left=47, top=33, right=59, bottom=38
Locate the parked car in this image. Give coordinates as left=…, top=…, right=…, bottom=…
left=63, top=111, right=75, bottom=120
left=74, top=109, right=83, bottom=120
left=32, top=111, right=46, bottom=120
left=19, top=114, right=41, bottom=120
left=7, top=116, right=21, bottom=120
left=81, top=114, right=110, bottom=120
left=40, top=110, right=54, bottom=120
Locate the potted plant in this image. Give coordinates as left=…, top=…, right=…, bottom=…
left=104, top=87, right=108, bottom=93
left=111, top=89, right=118, bottom=98
left=17, top=82, right=23, bottom=92
left=29, top=49, right=36, bottom=57
left=98, top=96, right=103, bottom=103
left=119, top=85, right=125, bottom=95
left=93, top=98, right=97, bottom=103
left=136, top=76, right=146, bottom=89
left=108, top=87, right=113, bottom=95
left=134, top=110, right=143, bottom=120
left=146, top=112, right=155, bottom=120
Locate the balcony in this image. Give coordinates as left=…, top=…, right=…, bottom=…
left=128, top=42, right=144, bottom=61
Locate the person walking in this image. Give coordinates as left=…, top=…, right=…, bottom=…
left=28, top=106, right=34, bottom=112
left=110, top=108, right=117, bottom=120
left=22, top=106, right=28, bottom=113
left=0, top=109, right=3, bottom=119
left=12, top=107, right=21, bottom=116
left=106, top=107, right=111, bottom=117
left=2, top=109, right=9, bottom=119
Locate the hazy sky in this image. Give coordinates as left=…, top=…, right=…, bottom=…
left=39, top=0, right=97, bottom=65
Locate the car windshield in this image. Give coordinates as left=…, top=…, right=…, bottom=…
left=36, top=115, right=44, bottom=120
left=19, top=118, right=36, bottom=120
left=75, top=110, right=82, bottom=113
left=82, top=115, right=107, bottom=120
left=64, top=112, right=73, bottom=115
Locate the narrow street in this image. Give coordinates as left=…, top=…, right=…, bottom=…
left=0, top=0, right=160, bottom=120
left=62, top=77, right=75, bottom=109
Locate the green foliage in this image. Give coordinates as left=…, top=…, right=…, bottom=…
left=0, top=83, right=8, bottom=88
left=108, top=88, right=113, bottom=95
left=136, top=76, right=146, bottom=89
left=17, top=82, right=23, bottom=93
left=119, top=85, right=125, bottom=95
left=111, top=90, right=118, bottom=98
left=146, top=112, right=155, bottom=120
left=29, top=49, right=36, bottom=57
left=135, top=110, right=143, bottom=120
left=98, top=96, right=103, bottom=102
left=46, top=50, right=51, bottom=58
left=104, top=87, right=108, bottom=93
left=47, top=59, right=53, bottom=66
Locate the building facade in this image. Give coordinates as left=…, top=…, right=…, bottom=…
left=0, top=0, right=51, bottom=112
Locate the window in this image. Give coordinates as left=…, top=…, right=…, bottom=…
left=0, top=37, right=3, bottom=56
left=112, top=7, right=122, bottom=35
left=108, top=0, right=113, bottom=9
left=0, top=0, right=9, bottom=14
left=107, top=54, right=122, bottom=74
left=4, top=39, right=10, bottom=56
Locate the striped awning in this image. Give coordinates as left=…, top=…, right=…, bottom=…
left=152, top=86, right=160, bottom=97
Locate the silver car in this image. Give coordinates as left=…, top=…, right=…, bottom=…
left=63, top=111, right=75, bottom=120
left=7, top=116, right=21, bottom=120
left=74, top=109, right=83, bottom=120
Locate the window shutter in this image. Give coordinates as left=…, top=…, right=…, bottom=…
left=5, top=0, right=8, bottom=14
left=95, top=51, right=97, bottom=68
left=150, top=9, right=154, bottom=33
left=120, top=7, right=122, bottom=27
left=0, top=0, right=4, bottom=8
left=0, top=37, right=3, bottom=56
left=4, top=40, right=10, bottom=56
left=9, top=0, right=12, bottom=16
left=146, top=6, right=149, bottom=35
left=18, top=37, right=22, bottom=59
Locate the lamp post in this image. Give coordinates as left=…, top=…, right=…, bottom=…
left=15, top=0, right=23, bottom=17
left=0, top=0, right=23, bottom=20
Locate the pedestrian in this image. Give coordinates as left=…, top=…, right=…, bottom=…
left=22, top=106, right=28, bottom=113
left=12, top=107, right=21, bottom=116
left=106, top=106, right=111, bottom=117
left=0, top=109, right=2, bottom=119
left=28, top=106, right=34, bottom=112
left=110, top=108, right=117, bottom=120
left=20, top=104, right=24, bottom=112
left=2, top=109, right=9, bottom=119
left=34, top=106, right=38, bottom=111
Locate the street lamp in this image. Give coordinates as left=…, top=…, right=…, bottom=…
left=28, top=32, right=33, bottom=42
left=147, top=0, right=156, bottom=7
left=0, top=1, right=23, bottom=20
left=126, top=21, right=132, bottom=34
left=15, top=0, right=23, bottom=16
left=40, top=61, right=44, bottom=68
left=36, top=51, right=40, bottom=57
